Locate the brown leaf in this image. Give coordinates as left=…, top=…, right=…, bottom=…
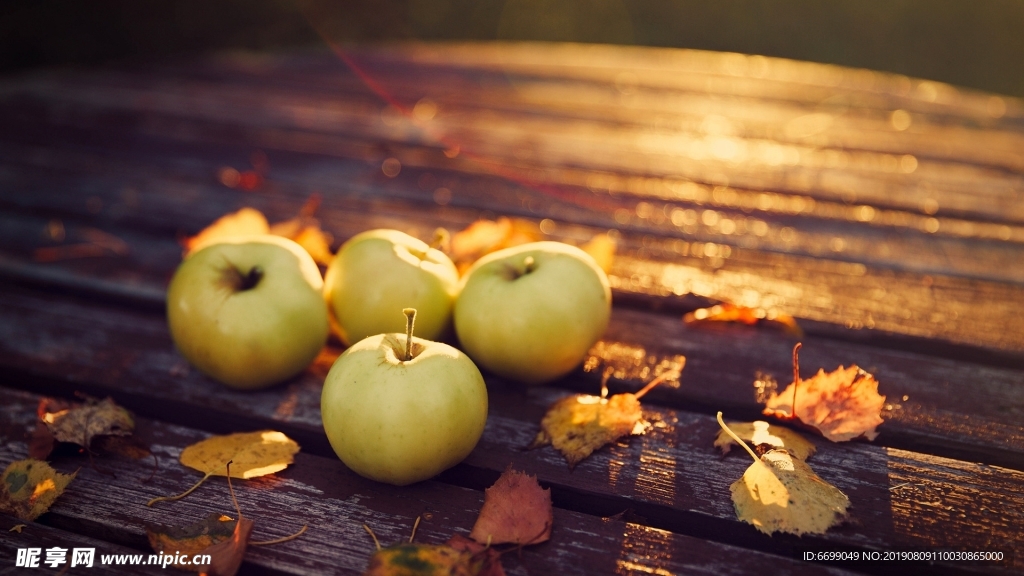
left=147, top=513, right=237, bottom=572
left=470, top=468, right=552, bottom=546
left=529, top=392, right=648, bottom=470
left=9, top=524, right=26, bottom=533
left=203, top=515, right=254, bottom=576
left=762, top=344, right=885, bottom=442
left=0, top=459, right=76, bottom=521
left=714, top=421, right=816, bottom=461
left=94, top=435, right=153, bottom=460
left=41, top=397, right=135, bottom=449
left=684, top=304, right=803, bottom=337
left=445, top=535, right=505, bottom=576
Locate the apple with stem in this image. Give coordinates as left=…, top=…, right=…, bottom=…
left=167, top=235, right=329, bottom=389
left=321, top=308, right=488, bottom=485
left=323, top=229, right=458, bottom=346
left=454, top=241, right=611, bottom=385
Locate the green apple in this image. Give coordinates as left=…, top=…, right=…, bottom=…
left=454, top=241, right=611, bottom=385
left=323, top=229, right=459, bottom=346
left=167, top=235, right=329, bottom=389
left=321, top=309, right=488, bottom=485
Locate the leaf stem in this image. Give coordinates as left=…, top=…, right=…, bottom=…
left=403, top=308, right=416, bottom=361
left=251, top=525, right=308, bottom=546
left=146, top=472, right=212, bottom=506
left=363, top=525, right=381, bottom=551
left=225, top=461, right=241, bottom=519
left=408, top=515, right=421, bottom=543
left=716, top=412, right=759, bottom=463
left=634, top=370, right=677, bottom=400
left=791, top=342, right=802, bottom=419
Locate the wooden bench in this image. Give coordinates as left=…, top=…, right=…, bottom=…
left=1, top=42, right=1022, bottom=574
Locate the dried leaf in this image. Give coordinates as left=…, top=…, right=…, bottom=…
left=762, top=344, right=885, bottom=442
left=203, top=516, right=254, bottom=576
left=28, top=422, right=56, bottom=460
left=10, top=524, right=26, bottom=533
left=41, top=397, right=134, bottom=449
left=529, top=393, right=647, bottom=470
left=148, top=431, right=299, bottom=506
left=731, top=451, right=849, bottom=536
left=147, top=513, right=237, bottom=571
left=445, top=535, right=505, bottom=576
left=183, top=208, right=269, bottom=255
left=684, top=304, right=803, bottom=337
left=580, top=233, right=616, bottom=273
left=470, top=468, right=552, bottom=546
left=714, top=421, right=816, bottom=461
left=364, top=543, right=479, bottom=576
left=0, top=459, right=76, bottom=521
left=94, top=435, right=153, bottom=460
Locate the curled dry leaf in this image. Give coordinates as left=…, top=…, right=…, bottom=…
left=470, top=467, right=552, bottom=546
left=148, top=431, right=299, bottom=506
left=0, top=459, right=77, bottom=521
left=203, top=515, right=254, bottom=576
left=714, top=421, right=816, bottom=461
left=762, top=344, right=886, bottom=442
left=147, top=513, right=236, bottom=571
left=718, top=414, right=848, bottom=536
left=684, top=304, right=803, bottom=337
left=32, top=397, right=138, bottom=460
left=364, top=543, right=482, bottom=576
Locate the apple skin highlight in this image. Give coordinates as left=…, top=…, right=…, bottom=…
left=166, top=235, right=329, bottom=390
left=454, top=241, right=611, bottom=385
left=321, top=333, right=488, bottom=486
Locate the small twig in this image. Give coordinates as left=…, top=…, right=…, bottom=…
left=634, top=370, right=678, bottom=400
left=251, top=525, right=308, bottom=546
left=791, top=342, right=802, bottom=419
left=409, top=516, right=421, bottom=543
left=363, top=525, right=382, bottom=551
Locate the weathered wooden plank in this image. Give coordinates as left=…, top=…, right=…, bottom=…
left=2, top=151, right=1024, bottom=357
left=0, top=521, right=160, bottom=575
left=0, top=387, right=860, bottom=576
left=0, top=285, right=1021, bottom=571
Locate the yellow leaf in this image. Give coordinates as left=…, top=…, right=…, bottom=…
left=364, top=543, right=479, bottom=576
left=0, top=459, right=76, bottom=521
left=148, top=431, right=299, bottom=506
left=714, top=421, right=816, bottom=461
left=731, top=451, right=849, bottom=536
left=184, top=208, right=269, bottom=255
left=580, top=233, right=616, bottom=273
left=529, top=393, right=647, bottom=470
left=9, top=524, right=26, bottom=533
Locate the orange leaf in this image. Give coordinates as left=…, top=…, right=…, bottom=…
left=469, top=468, right=551, bottom=546
left=202, top=515, right=254, bottom=576
left=684, top=304, right=803, bottom=337
left=762, top=344, right=885, bottom=442
left=183, top=208, right=269, bottom=255
left=445, top=535, right=505, bottom=576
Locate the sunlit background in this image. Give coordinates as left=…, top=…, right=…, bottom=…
left=4, top=0, right=1024, bottom=97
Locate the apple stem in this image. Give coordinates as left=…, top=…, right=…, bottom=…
left=429, top=228, right=450, bottom=252
left=523, top=256, right=536, bottom=274
left=717, top=412, right=760, bottom=463
left=403, top=308, right=416, bottom=361
left=791, top=342, right=802, bottom=419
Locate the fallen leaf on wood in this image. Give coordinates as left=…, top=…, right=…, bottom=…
left=579, top=233, right=616, bottom=273
left=364, top=543, right=480, bottom=576
left=202, top=515, right=254, bottom=576
left=28, top=422, right=56, bottom=460
left=684, top=304, right=803, bottom=337
left=148, top=431, right=299, bottom=506
left=41, top=397, right=135, bottom=449
left=0, top=459, right=76, bottom=521
left=445, top=535, right=505, bottom=576
left=470, top=468, right=551, bottom=546
left=183, top=207, right=269, bottom=255
left=762, top=344, right=886, bottom=442
left=450, top=217, right=539, bottom=274
left=94, top=435, right=153, bottom=460
left=147, top=513, right=237, bottom=571
left=714, top=421, right=816, bottom=461
left=719, top=414, right=849, bottom=536
left=529, top=368, right=678, bottom=469
left=9, top=524, right=26, bottom=533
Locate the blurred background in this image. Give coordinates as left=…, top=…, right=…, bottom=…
left=3, top=0, right=1023, bottom=97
